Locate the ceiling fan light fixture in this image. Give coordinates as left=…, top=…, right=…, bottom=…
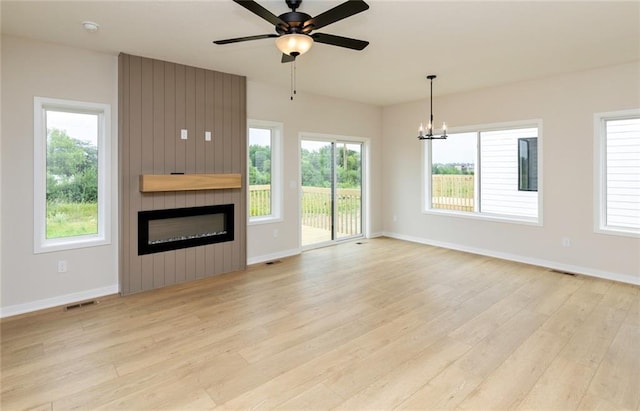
left=275, top=33, right=314, bottom=56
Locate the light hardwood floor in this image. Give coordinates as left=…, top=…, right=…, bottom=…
left=2, top=238, right=639, bottom=410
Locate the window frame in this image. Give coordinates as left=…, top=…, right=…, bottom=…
left=594, top=109, right=640, bottom=238
left=518, top=137, right=538, bottom=192
left=423, top=119, right=543, bottom=226
left=247, top=119, right=283, bottom=225
left=33, top=96, right=112, bottom=253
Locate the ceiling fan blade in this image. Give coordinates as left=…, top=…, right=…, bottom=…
left=214, top=34, right=278, bottom=45
left=233, top=0, right=287, bottom=27
left=304, top=0, right=369, bottom=31
left=281, top=53, right=296, bottom=63
left=312, top=33, right=369, bottom=50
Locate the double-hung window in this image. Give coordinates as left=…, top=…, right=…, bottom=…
left=425, top=121, right=541, bottom=223
left=34, top=97, right=111, bottom=253
left=594, top=110, right=640, bottom=236
left=248, top=120, right=282, bottom=223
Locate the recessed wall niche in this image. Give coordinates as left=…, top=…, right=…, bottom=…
left=119, top=53, right=246, bottom=295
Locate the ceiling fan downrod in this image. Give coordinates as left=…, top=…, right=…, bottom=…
left=285, top=0, right=302, bottom=12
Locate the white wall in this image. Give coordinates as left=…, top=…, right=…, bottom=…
left=383, top=62, right=640, bottom=284
left=1, top=36, right=119, bottom=316
left=2, top=34, right=636, bottom=317
left=246, top=81, right=383, bottom=263
left=0, top=35, right=383, bottom=316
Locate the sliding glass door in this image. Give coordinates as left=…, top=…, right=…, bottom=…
left=300, top=138, right=363, bottom=247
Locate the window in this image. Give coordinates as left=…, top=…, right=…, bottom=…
left=248, top=120, right=282, bottom=223
left=426, top=122, right=541, bottom=223
left=595, top=110, right=640, bottom=236
left=34, top=97, right=111, bottom=253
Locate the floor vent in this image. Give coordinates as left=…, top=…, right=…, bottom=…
left=265, top=260, right=282, bottom=265
left=65, top=300, right=98, bottom=311
left=550, top=269, right=577, bottom=277
left=356, top=242, right=366, bottom=245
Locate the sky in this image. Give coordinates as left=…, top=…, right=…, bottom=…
left=249, top=127, right=271, bottom=146
left=46, top=110, right=98, bottom=146
left=431, top=132, right=476, bottom=164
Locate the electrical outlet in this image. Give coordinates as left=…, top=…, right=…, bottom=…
left=273, top=229, right=279, bottom=238
left=180, top=129, right=188, bottom=140
left=57, top=260, right=68, bottom=273
left=562, top=237, right=571, bottom=247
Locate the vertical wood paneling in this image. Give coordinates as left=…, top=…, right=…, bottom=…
left=174, top=63, right=187, bottom=284
left=230, top=75, right=240, bottom=270
left=128, top=55, right=142, bottom=293
left=140, top=57, right=155, bottom=291
left=184, top=66, right=197, bottom=282
left=222, top=74, right=233, bottom=274
left=195, top=68, right=206, bottom=278
left=152, top=59, right=166, bottom=288
left=163, top=61, right=177, bottom=286
left=213, top=71, right=225, bottom=276
left=238, top=77, right=247, bottom=268
left=119, top=54, right=247, bottom=295
left=119, top=54, right=129, bottom=294
left=204, top=70, right=216, bottom=275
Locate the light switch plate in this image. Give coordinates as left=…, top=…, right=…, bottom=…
left=181, top=129, right=188, bottom=140
left=205, top=131, right=211, bottom=141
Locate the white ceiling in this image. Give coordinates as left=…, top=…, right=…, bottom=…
left=2, top=0, right=639, bottom=106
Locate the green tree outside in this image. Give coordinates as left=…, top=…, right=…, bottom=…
left=46, top=128, right=98, bottom=238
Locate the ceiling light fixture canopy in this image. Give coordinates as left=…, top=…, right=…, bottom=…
left=275, top=33, right=314, bottom=57
left=418, top=75, right=447, bottom=140
left=81, top=21, right=100, bottom=32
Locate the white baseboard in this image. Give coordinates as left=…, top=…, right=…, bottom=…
left=1, top=284, right=119, bottom=319
left=368, top=231, right=385, bottom=238
left=247, top=248, right=301, bottom=266
left=382, top=231, right=640, bottom=286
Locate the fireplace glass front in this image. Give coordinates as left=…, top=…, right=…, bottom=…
left=138, top=204, right=234, bottom=255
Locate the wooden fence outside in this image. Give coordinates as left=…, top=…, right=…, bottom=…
left=249, top=185, right=362, bottom=236
left=432, top=174, right=474, bottom=212
left=249, top=174, right=474, bottom=233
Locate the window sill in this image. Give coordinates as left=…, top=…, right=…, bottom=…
left=422, top=208, right=541, bottom=226
left=248, top=216, right=283, bottom=226
left=34, top=235, right=111, bottom=254
left=594, top=226, right=640, bottom=239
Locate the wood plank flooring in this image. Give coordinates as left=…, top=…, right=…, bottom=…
left=1, top=237, right=639, bottom=410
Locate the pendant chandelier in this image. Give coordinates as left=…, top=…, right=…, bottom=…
left=418, top=75, right=448, bottom=140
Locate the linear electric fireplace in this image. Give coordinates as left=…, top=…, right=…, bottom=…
left=138, top=204, right=234, bottom=255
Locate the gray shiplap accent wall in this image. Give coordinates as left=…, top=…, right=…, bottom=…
left=119, top=53, right=247, bottom=295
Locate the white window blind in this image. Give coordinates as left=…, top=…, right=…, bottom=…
left=604, top=117, right=640, bottom=231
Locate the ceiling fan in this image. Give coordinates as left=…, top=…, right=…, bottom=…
left=214, top=0, right=370, bottom=63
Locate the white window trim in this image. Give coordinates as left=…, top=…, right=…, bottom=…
left=422, top=119, right=543, bottom=226
left=33, top=97, right=112, bottom=253
left=593, top=108, right=640, bottom=238
left=248, top=119, right=283, bottom=225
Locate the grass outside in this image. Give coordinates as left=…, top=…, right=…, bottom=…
left=47, top=202, right=98, bottom=239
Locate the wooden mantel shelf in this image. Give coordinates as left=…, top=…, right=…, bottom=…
left=140, top=173, right=242, bottom=193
